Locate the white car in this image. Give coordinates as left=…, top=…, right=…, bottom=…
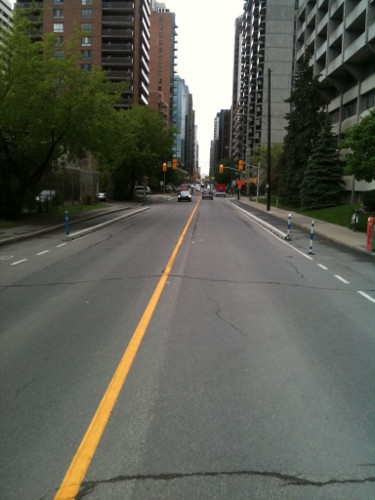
left=134, top=186, right=151, bottom=196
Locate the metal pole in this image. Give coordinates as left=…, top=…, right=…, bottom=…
left=266, top=68, right=271, bottom=211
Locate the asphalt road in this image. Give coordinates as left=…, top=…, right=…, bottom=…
left=1, top=194, right=374, bottom=499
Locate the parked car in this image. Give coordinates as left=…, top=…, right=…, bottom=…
left=35, top=190, right=56, bottom=203
left=134, top=186, right=151, bottom=196
left=178, top=190, right=192, bottom=202
left=97, top=192, right=107, bottom=202
left=202, top=189, right=213, bottom=200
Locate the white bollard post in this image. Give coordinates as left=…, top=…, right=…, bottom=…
left=309, top=220, right=315, bottom=254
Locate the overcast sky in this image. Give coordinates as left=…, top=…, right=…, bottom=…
left=164, top=0, right=243, bottom=175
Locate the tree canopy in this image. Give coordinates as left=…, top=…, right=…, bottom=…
left=0, top=11, right=125, bottom=217
left=278, top=55, right=330, bottom=207
left=98, top=106, right=176, bottom=199
left=301, top=115, right=343, bottom=209
left=340, top=109, right=375, bottom=183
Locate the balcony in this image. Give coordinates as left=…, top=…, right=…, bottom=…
left=102, top=56, right=133, bottom=66
left=102, top=28, right=133, bottom=38
left=102, top=42, right=133, bottom=52
left=102, top=2, right=134, bottom=11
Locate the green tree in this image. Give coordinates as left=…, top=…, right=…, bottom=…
left=214, top=157, right=234, bottom=185
left=0, top=12, right=124, bottom=217
left=99, top=106, right=176, bottom=199
left=249, top=143, right=283, bottom=194
left=301, top=115, right=343, bottom=209
left=340, top=108, right=375, bottom=182
left=278, top=55, right=330, bottom=207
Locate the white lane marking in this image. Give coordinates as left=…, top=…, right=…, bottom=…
left=334, top=274, right=350, bottom=284
left=11, top=259, right=27, bottom=266
left=317, top=263, right=328, bottom=270
left=230, top=202, right=313, bottom=261
left=0, top=255, right=14, bottom=261
left=57, top=243, right=67, bottom=248
left=36, top=250, right=50, bottom=256
left=358, top=291, right=375, bottom=304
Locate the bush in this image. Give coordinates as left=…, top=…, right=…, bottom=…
left=361, top=190, right=375, bottom=212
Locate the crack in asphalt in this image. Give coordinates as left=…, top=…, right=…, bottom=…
left=74, top=469, right=375, bottom=498
left=206, top=289, right=247, bottom=337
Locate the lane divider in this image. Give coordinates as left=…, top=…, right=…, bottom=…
left=54, top=199, right=200, bottom=500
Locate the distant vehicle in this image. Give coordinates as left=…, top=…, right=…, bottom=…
left=35, top=190, right=56, bottom=202
left=178, top=190, right=192, bottom=202
left=134, top=186, right=151, bottom=196
left=215, top=184, right=226, bottom=197
left=202, top=189, right=213, bottom=200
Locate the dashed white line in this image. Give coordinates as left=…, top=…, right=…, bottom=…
left=334, top=274, right=350, bottom=284
left=317, top=263, right=328, bottom=270
left=11, top=259, right=27, bottom=266
left=56, top=243, right=67, bottom=248
left=36, top=250, right=50, bottom=256
left=358, top=291, right=375, bottom=304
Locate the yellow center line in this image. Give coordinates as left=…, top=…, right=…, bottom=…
left=54, top=199, right=200, bottom=500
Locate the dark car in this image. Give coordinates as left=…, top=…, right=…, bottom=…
left=202, top=189, right=213, bottom=200
left=178, top=190, right=192, bottom=202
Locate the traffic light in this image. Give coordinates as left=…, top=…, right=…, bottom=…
left=254, top=178, right=257, bottom=184
left=219, top=164, right=224, bottom=173
left=163, top=163, right=167, bottom=172
left=172, top=159, right=177, bottom=170
left=238, top=160, right=243, bottom=171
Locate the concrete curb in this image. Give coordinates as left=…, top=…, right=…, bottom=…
left=63, top=206, right=150, bottom=241
left=0, top=205, right=137, bottom=247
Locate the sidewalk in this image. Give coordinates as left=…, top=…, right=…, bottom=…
left=0, top=203, right=140, bottom=246
left=230, top=197, right=373, bottom=257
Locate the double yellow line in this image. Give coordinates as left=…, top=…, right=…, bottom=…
left=55, top=199, right=200, bottom=500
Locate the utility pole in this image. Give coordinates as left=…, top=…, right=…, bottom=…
left=266, top=68, right=271, bottom=212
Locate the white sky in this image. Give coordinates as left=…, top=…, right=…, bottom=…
left=165, top=0, right=243, bottom=175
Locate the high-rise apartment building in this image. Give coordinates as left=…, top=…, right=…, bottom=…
left=296, top=0, right=375, bottom=136
left=233, top=0, right=296, bottom=172
left=149, top=1, right=178, bottom=125
left=17, top=0, right=152, bottom=109
left=0, top=0, right=12, bottom=34
left=174, top=75, right=196, bottom=176
left=296, top=0, right=375, bottom=200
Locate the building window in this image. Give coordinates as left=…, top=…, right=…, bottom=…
left=159, top=25, right=163, bottom=30
left=158, top=56, right=162, bottom=60
left=81, top=23, right=92, bottom=31
left=361, top=90, right=375, bottom=112
left=343, top=99, right=357, bottom=119
left=53, top=23, right=64, bottom=32
left=159, top=17, right=163, bottom=22
left=81, top=63, right=91, bottom=72
left=158, top=79, right=162, bottom=83
left=159, top=41, right=163, bottom=45
left=81, top=9, right=92, bottom=18
left=82, top=0, right=92, bottom=4
left=53, top=0, right=63, bottom=4
left=159, top=48, right=162, bottom=53
left=158, top=63, right=162, bottom=68
left=55, top=36, right=64, bottom=45
left=54, top=50, right=63, bottom=58
left=158, top=71, right=162, bottom=76
left=159, top=33, right=163, bottom=37
left=81, top=36, right=92, bottom=46
left=158, top=86, right=162, bottom=91
left=53, top=9, right=64, bottom=18
left=81, top=50, right=91, bottom=60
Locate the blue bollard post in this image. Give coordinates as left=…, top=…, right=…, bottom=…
left=286, top=213, right=291, bottom=240
left=309, top=220, right=315, bottom=254
left=65, top=210, right=69, bottom=235
left=147, top=196, right=150, bottom=207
